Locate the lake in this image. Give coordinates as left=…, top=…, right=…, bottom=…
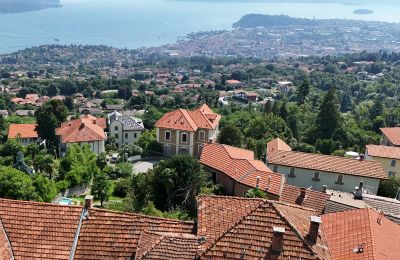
left=1, top=0, right=400, bottom=54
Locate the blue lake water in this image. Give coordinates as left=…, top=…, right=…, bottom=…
left=1, top=0, right=400, bottom=54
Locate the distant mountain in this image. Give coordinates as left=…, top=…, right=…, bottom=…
left=0, top=0, right=61, bottom=14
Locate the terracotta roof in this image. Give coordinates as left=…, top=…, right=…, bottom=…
left=380, top=127, right=400, bottom=145
left=74, top=208, right=195, bottom=259
left=322, top=208, right=400, bottom=260
left=0, top=219, right=13, bottom=260
left=269, top=150, right=387, bottom=179
left=280, top=184, right=331, bottom=215
left=135, top=231, right=199, bottom=260
left=155, top=104, right=220, bottom=132
left=0, top=198, right=195, bottom=260
left=366, top=144, right=400, bottom=160
left=267, top=137, right=292, bottom=156
left=200, top=143, right=284, bottom=196
left=56, top=116, right=106, bottom=143
left=8, top=123, right=38, bottom=139
left=0, top=198, right=82, bottom=259
left=197, top=196, right=331, bottom=259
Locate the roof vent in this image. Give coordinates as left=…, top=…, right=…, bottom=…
left=296, top=188, right=307, bottom=205
left=271, top=227, right=285, bottom=253
left=354, top=181, right=364, bottom=200
left=353, top=243, right=365, bottom=254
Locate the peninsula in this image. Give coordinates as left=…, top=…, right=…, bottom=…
left=0, top=0, right=61, bottom=14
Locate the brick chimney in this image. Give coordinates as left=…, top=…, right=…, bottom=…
left=308, top=216, right=322, bottom=244
left=271, top=227, right=285, bottom=253
left=296, top=188, right=307, bottom=205
left=84, top=195, right=93, bottom=209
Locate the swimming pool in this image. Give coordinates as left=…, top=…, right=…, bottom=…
left=59, top=198, right=73, bottom=205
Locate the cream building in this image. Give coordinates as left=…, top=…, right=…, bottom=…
left=109, top=114, right=145, bottom=148
left=365, top=144, right=400, bottom=177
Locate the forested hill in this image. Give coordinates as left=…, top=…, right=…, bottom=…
left=233, top=14, right=315, bottom=28
left=0, top=0, right=61, bottom=14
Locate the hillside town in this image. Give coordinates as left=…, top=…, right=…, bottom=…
left=2, top=30, right=400, bottom=259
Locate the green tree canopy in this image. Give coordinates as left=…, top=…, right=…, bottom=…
left=92, top=171, right=111, bottom=207
left=0, top=166, right=36, bottom=200
left=218, top=123, right=244, bottom=147
left=316, top=86, right=341, bottom=140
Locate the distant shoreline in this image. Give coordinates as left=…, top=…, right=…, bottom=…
left=0, top=0, right=62, bottom=14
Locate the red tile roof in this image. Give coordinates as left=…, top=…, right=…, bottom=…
left=267, top=137, right=292, bottom=156
left=135, top=231, right=199, bottom=260
left=197, top=196, right=331, bottom=259
left=155, top=104, right=220, bottom=132
left=74, top=208, right=195, bottom=259
left=0, top=219, right=13, bottom=260
left=280, top=184, right=331, bottom=215
left=322, top=208, right=400, bottom=260
left=366, top=144, right=400, bottom=160
left=8, top=123, right=38, bottom=139
left=269, top=150, right=387, bottom=179
left=56, top=115, right=106, bottom=143
left=380, top=127, right=400, bottom=145
left=200, top=143, right=284, bottom=196
left=0, top=198, right=82, bottom=259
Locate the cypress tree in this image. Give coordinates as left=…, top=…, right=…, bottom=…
left=316, top=86, right=341, bottom=140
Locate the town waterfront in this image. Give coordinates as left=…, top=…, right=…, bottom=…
left=1, top=0, right=400, bottom=54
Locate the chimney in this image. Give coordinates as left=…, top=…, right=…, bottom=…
left=256, top=176, right=260, bottom=189
left=359, top=154, right=365, bottom=161
left=308, top=216, right=322, bottom=243
left=322, top=185, right=327, bottom=193
left=296, top=188, right=307, bottom=205
left=271, top=227, right=285, bottom=253
left=208, top=138, right=214, bottom=144
left=84, top=195, right=93, bottom=209
left=354, top=181, right=364, bottom=200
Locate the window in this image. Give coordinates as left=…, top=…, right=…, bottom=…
left=199, top=131, right=205, bottom=141
left=115, top=133, right=119, bottom=139
left=165, top=131, right=171, bottom=141
left=289, top=167, right=296, bottom=177
left=182, top=133, right=188, bottom=143
left=114, top=126, right=118, bottom=131
left=273, top=165, right=279, bottom=172
left=134, top=133, right=137, bottom=139
left=125, top=133, right=128, bottom=139
left=389, top=171, right=396, bottom=177
left=391, top=160, right=397, bottom=167
left=313, top=171, right=320, bottom=181
left=336, top=175, right=344, bottom=185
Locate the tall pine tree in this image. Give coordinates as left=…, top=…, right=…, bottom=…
left=316, top=86, right=341, bottom=140
left=296, top=79, right=310, bottom=104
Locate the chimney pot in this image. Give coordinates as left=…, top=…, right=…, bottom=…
left=308, top=216, right=322, bottom=244
left=359, top=154, right=365, bottom=161
left=322, top=185, right=327, bottom=193
left=84, top=195, right=94, bottom=209
left=354, top=181, right=364, bottom=200
left=271, top=227, right=285, bottom=253
left=300, top=188, right=307, bottom=198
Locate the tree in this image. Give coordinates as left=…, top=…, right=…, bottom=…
left=218, top=123, right=244, bottom=147
left=264, top=100, right=272, bottom=114
left=35, top=107, right=58, bottom=148
left=151, top=155, right=208, bottom=217
left=378, top=177, right=400, bottom=198
left=92, top=171, right=111, bottom=207
left=64, top=96, right=74, bottom=111
left=296, top=79, right=310, bottom=104
left=370, top=99, right=384, bottom=120
left=47, top=84, right=59, bottom=97
left=13, top=152, right=33, bottom=174
left=33, top=154, right=54, bottom=178
left=0, top=166, right=36, bottom=200
left=32, top=174, right=57, bottom=202
left=316, top=86, right=341, bottom=140
left=245, top=188, right=266, bottom=198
